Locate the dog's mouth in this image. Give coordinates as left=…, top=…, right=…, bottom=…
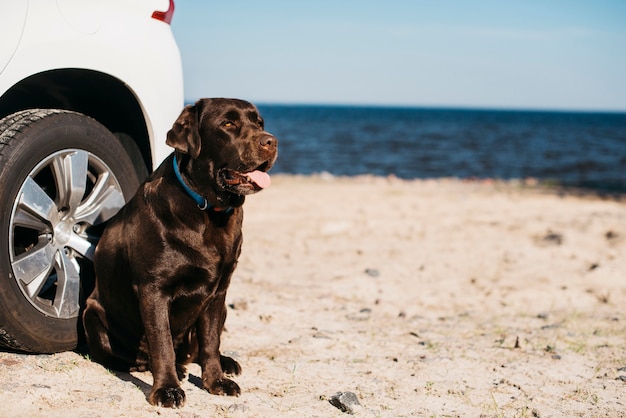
left=219, top=162, right=272, bottom=194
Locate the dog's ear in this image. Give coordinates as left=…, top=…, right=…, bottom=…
left=166, top=104, right=202, bottom=158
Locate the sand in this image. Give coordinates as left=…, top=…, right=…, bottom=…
left=1, top=175, right=625, bottom=417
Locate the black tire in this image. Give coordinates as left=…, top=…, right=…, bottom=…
left=0, top=109, right=140, bottom=353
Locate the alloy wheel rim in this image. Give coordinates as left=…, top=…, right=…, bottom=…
left=8, top=149, right=125, bottom=319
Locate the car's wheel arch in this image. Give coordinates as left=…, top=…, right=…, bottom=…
left=0, top=68, right=152, bottom=180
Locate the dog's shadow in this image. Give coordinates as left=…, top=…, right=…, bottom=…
left=113, top=371, right=204, bottom=403
left=113, top=371, right=152, bottom=400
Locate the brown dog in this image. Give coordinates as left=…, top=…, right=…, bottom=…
left=82, top=98, right=277, bottom=408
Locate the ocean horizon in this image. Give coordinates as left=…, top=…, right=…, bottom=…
left=187, top=102, right=626, bottom=193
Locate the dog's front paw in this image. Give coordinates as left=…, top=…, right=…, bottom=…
left=149, top=386, right=186, bottom=408
left=220, top=355, right=242, bottom=375
left=206, top=378, right=241, bottom=396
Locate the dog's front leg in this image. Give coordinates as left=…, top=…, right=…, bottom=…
left=197, top=290, right=241, bottom=396
left=137, top=289, right=186, bottom=408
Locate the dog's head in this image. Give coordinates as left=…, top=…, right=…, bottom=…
left=166, top=98, right=278, bottom=204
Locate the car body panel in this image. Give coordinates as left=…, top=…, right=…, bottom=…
left=0, top=0, right=183, bottom=169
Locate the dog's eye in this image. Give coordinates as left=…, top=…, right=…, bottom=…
left=222, top=121, right=235, bottom=128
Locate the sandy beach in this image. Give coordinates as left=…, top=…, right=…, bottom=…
left=1, top=175, right=625, bottom=417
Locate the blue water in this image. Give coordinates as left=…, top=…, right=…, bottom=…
left=255, top=105, right=626, bottom=192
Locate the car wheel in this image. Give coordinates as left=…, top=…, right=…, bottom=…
left=0, top=109, right=140, bottom=353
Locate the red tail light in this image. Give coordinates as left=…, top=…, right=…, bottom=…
left=152, top=0, right=175, bottom=24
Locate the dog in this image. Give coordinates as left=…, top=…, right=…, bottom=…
left=82, top=98, right=277, bottom=408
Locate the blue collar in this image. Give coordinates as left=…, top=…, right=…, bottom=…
left=173, top=155, right=232, bottom=213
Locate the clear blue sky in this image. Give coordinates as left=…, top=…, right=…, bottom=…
left=171, top=1, right=626, bottom=111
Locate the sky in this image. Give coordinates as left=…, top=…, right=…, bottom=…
left=171, top=1, right=626, bottom=111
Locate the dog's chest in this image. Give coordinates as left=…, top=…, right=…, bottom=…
left=177, top=212, right=242, bottom=272
left=202, top=211, right=242, bottom=254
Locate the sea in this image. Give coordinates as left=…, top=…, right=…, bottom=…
left=253, top=105, right=626, bottom=193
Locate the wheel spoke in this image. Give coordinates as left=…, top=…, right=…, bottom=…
left=67, top=233, right=96, bottom=261
left=11, top=239, right=56, bottom=298
left=52, top=150, right=89, bottom=212
left=13, top=206, right=51, bottom=232
left=74, top=171, right=125, bottom=226
left=18, top=177, right=59, bottom=225
left=52, top=250, right=81, bottom=318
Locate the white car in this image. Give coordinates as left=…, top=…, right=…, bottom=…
left=0, top=0, right=184, bottom=353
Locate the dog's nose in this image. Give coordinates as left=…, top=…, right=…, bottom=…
left=260, top=134, right=276, bottom=149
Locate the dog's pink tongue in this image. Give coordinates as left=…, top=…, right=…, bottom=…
left=246, top=170, right=271, bottom=188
